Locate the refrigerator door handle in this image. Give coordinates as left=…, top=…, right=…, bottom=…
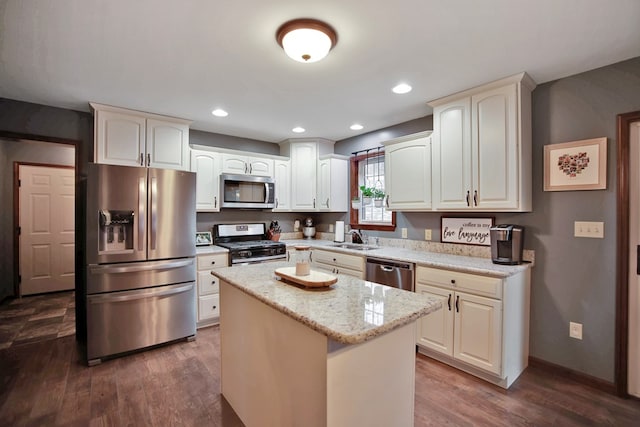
left=138, top=176, right=146, bottom=252
left=90, top=258, right=194, bottom=275
left=150, top=176, right=158, bottom=250
left=88, top=283, right=193, bottom=304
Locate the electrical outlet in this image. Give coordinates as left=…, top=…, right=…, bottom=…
left=424, top=229, right=432, bottom=241
left=574, top=221, right=604, bottom=238
left=401, top=228, right=408, bottom=239
left=329, top=224, right=334, bottom=233
left=569, top=322, right=583, bottom=340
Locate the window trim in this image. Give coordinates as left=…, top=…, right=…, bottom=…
left=349, top=153, right=396, bottom=231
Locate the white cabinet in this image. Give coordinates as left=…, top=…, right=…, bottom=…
left=190, top=149, right=221, bottom=212
left=221, top=153, right=274, bottom=177
left=383, top=132, right=432, bottom=210
left=318, top=155, right=349, bottom=212
left=429, top=73, right=535, bottom=211
left=273, top=159, right=291, bottom=211
left=311, top=249, right=365, bottom=279
left=289, top=141, right=318, bottom=210
left=415, top=265, right=530, bottom=388
left=196, top=252, right=229, bottom=327
left=91, top=103, right=190, bottom=171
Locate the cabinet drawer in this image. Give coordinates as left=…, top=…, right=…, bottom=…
left=197, top=253, right=228, bottom=270
left=416, top=266, right=502, bottom=299
left=313, top=262, right=364, bottom=279
left=198, top=294, right=220, bottom=321
left=312, top=249, right=364, bottom=271
left=198, top=271, right=220, bottom=295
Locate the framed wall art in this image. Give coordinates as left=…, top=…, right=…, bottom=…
left=544, top=137, right=607, bottom=191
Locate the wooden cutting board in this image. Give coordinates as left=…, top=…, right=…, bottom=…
left=274, top=267, right=337, bottom=288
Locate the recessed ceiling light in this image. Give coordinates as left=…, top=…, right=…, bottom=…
left=392, top=83, right=412, bottom=94
left=292, top=127, right=306, bottom=133
left=350, top=124, right=364, bottom=130
left=212, top=108, right=228, bottom=117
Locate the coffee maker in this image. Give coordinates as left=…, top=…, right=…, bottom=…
left=489, top=225, right=524, bottom=265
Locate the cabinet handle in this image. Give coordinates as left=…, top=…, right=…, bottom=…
left=313, top=198, right=316, bottom=208
left=326, top=198, right=330, bottom=209
left=287, top=252, right=290, bottom=262
left=455, top=295, right=460, bottom=312
left=139, top=153, right=144, bottom=166
left=465, top=191, right=470, bottom=206
left=386, top=195, right=390, bottom=208
left=147, top=153, right=151, bottom=167
left=214, top=196, right=217, bottom=209
left=249, top=164, right=253, bottom=174
left=309, top=252, right=313, bottom=262
left=473, top=190, right=478, bottom=206
left=275, top=198, right=279, bottom=208
left=447, top=294, right=452, bottom=311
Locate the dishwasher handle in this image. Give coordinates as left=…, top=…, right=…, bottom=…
left=365, top=257, right=414, bottom=270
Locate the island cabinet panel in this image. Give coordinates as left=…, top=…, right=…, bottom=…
left=195, top=252, right=228, bottom=327
left=415, top=265, right=529, bottom=388
left=219, top=279, right=418, bottom=427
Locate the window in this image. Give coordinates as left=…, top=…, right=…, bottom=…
left=349, top=151, right=396, bottom=231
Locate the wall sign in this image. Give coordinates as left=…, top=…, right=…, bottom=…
left=441, top=217, right=494, bottom=246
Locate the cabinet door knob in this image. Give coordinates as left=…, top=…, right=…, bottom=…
left=333, top=258, right=337, bottom=262
left=211, top=280, right=216, bottom=285
left=213, top=305, right=217, bottom=310
left=451, top=279, right=456, bottom=285
left=211, top=261, right=216, bottom=265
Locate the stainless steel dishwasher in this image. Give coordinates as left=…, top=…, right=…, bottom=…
left=365, top=257, right=415, bottom=291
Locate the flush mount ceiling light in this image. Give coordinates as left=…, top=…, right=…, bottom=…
left=276, top=18, right=338, bottom=63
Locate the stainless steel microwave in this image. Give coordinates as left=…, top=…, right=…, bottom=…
left=220, top=174, right=275, bottom=209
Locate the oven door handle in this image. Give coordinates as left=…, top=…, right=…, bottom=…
left=89, top=259, right=194, bottom=275
left=88, top=283, right=193, bottom=304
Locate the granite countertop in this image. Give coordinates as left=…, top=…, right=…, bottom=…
left=284, top=239, right=530, bottom=277
left=212, top=261, right=441, bottom=345
left=196, top=245, right=229, bottom=255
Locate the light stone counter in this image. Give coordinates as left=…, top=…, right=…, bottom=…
left=212, top=261, right=441, bottom=345
left=284, top=238, right=531, bottom=277
left=195, top=245, right=228, bottom=255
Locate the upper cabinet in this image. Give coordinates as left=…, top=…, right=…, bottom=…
left=190, top=149, right=221, bottom=212
left=318, top=155, right=348, bottom=212
left=91, top=103, right=191, bottom=171
left=429, top=73, right=535, bottom=212
left=221, top=153, right=274, bottom=177
left=280, top=138, right=346, bottom=212
left=383, top=132, right=432, bottom=211
left=273, top=159, right=291, bottom=211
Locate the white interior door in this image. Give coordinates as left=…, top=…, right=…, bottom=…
left=629, top=121, right=640, bottom=398
left=19, top=165, right=75, bottom=295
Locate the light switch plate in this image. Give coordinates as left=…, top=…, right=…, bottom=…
left=569, top=322, right=583, bottom=340
left=424, top=229, right=432, bottom=241
left=329, top=224, right=334, bottom=233
left=401, top=228, right=408, bottom=239
left=574, top=221, right=604, bottom=238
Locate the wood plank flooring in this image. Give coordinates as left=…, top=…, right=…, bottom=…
left=1, top=326, right=639, bottom=426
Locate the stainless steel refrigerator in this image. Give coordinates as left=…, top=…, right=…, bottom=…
left=85, top=163, right=196, bottom=365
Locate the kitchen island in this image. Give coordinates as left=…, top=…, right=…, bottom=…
left=213, top=261, right=441, bottom=427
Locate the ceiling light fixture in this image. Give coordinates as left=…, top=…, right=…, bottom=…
left=212, top=108, right=228, bottom=117
left=392, top=83, right=412, bottom=94
left=350, top=124, right=364, bottom=131
left=276, top=18, right=338, bottom=63
left=292, top=127, right=306, bottom=133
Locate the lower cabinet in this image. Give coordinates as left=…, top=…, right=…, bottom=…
left=196, top=252, right=229, bottom=327
left=311, top=249, right=364, bottom=278
left=415, top=265, right=529, bottom=388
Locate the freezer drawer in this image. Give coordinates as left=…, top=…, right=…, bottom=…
left=87, top=257, right=195, bottom=294
left=86, top=282, right=196, bottom=364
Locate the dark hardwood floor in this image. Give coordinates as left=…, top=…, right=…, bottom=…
left=1, top=325, right=639, bottom=426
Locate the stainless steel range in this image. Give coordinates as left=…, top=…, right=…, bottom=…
left=213, top=223, right=287, bottom=265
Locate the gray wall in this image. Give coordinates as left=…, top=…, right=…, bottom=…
left=0, top=138, right=75, bottom=300
left=190, top=129, right=280, bottom=155
left=1, top=56, right=639, bottom=382
left=325, top=56, right=640, bottom=383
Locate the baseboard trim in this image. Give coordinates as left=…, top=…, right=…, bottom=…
left=528, top=356, right=616, bottom=395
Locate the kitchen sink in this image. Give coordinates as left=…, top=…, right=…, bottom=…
left=331, top=243, right=379, bottom=251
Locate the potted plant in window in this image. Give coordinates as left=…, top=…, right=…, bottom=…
left=373, top=188, right=385, bottom=207
left=359, top=185, right=374, bottom=205
left=351, top=196, right=361, bottom=210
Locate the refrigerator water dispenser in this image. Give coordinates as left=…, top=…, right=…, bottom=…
left=99, top=210, right=134, bottom=253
